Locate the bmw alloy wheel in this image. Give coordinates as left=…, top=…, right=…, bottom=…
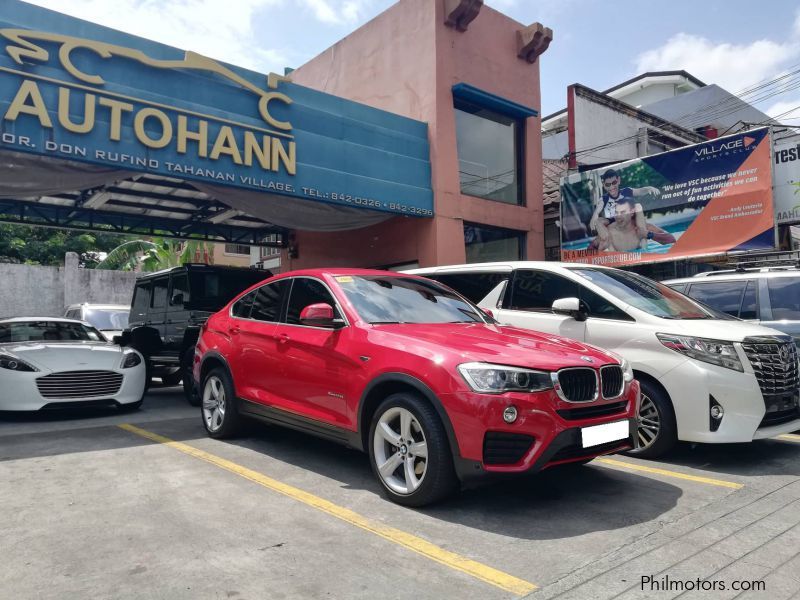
left=372, top=406, right=428, bottom=495
left=202, top=375, right=226, bottom=432
left=637, top=393, right=661, bottom=449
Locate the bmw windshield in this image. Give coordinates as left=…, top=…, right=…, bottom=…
left=570, top=268, right=728, bottom=320
left=335, top=275, right=491, bottom=324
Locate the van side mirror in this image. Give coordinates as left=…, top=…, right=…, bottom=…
left=552, top=297, right=587, bottom=322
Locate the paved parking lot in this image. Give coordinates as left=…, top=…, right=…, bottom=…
left=2, top=387, right=800, bottom=599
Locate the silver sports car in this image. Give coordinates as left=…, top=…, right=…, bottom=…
left=0, top=317, right=146, bottom=411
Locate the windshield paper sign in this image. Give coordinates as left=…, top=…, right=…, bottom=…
left=560, top=127, right=774, bottom=266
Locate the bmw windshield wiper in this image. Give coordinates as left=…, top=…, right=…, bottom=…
left=370, top=321, right=405, bottom=324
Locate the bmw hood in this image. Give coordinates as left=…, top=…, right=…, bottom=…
left=372, top=323, right=619, bottom=371
left=0, top=342, right=125, bottom=372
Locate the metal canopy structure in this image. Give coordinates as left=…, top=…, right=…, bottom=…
left=0, top=173, right=287, bottom=247
left=0, top=2, right=434, bottom=249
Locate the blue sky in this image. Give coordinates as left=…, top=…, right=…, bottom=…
left=23, top=0, right=800, bottom=120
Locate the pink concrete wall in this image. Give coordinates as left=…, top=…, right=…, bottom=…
left=288, top=0, right=545, bottom=269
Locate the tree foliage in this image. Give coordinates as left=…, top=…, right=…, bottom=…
left=0, top=224, right=130, bottom=267
left=96, top=237, right=214, bottom=272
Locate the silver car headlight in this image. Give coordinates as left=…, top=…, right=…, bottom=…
left=656, top=334, right=743, bottom=372
left=0, top=353, right=38, bottom=372
left=120, top=351, right=142, bottom=369
left=457, top=362, right=553, bottom=394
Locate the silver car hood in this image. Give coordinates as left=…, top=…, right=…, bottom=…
left=0, top=342, right=123, bottom=372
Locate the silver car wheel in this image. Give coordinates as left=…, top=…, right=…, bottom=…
left=202, top=375, right=226, bottom=432
left=373, top=406, right=428, bottom=495
left=637, top=393, right=661, bottom=449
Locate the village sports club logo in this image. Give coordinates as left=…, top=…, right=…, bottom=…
left=692, top=135, right=757, bottom=162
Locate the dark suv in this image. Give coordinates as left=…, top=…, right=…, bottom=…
left=121, top=264, right=270, bottom=402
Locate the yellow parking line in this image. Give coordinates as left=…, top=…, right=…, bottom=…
left=596, top=457, right=743, bottom=489
left=118, top=423, right=537, bottom=596
left=777, top=434, right=800, bottom=443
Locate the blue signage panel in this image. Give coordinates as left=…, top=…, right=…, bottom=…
left=0, top=1, right=433, bottom=217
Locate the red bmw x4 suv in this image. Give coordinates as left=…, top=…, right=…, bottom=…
left=194, top=269, right=640, bottom=506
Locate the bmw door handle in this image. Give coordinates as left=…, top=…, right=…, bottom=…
left=229, top=326, right=241, bottom=335
left=277, top=333, right=290, bottom=344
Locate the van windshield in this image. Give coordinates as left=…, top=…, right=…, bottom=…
left=570, top=268, right=724, bottom=320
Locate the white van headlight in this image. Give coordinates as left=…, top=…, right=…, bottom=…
left=656, top=334, right=743, bottom=372
left=458, top=362, right=553, bottom=393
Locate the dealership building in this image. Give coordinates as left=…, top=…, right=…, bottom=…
left=0, top=0, right=552, bottom=271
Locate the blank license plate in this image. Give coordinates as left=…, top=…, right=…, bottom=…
left=581, top=420, right=629, bottom=448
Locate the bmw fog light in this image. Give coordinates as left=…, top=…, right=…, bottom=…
left=710, top=405, right=724, bottom=420
left=503, top=406, right=518, bottom=423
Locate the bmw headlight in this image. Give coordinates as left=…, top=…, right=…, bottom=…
left=604, top=350, right=634, bottom=383
left=621, top=358, right=634, bottom=383
left=656, top=334, right=743, bottom=372
left=457, top=362, right=553, bottom=394
left=0, top=353, right=38, bottom=372
left=120, top=351, right=142, bottom=369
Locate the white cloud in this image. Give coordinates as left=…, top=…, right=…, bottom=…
left=22, top=0, right=290, bottom=74
left=299, top=0, right=372, bottom=25
left=766, top=99, right=800, bottom=120
left=635, top=32, right=799, bottom=94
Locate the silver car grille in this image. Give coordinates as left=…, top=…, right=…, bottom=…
left=36, top=370, right=124, bottom=399
left=741, top=337, right=800, bottom=397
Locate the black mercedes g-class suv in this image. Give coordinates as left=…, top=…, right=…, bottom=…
left=120, top=264, right=271, bottom=403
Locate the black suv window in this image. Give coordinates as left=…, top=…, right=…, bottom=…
left=188, top=270, right=269, bottom=311
left=286, top=278, right=338, bottom=325
left=767, top=277, right=800, bottom=320
left=232, top=290, right=258, bottom=319
left=510, top=270, right=630, bottom=320
left=687, top=281, right=747, bottom=317
left=151, top=277, right=168, bottom=309
left=251, top=280, right=288, bottom=322
left=426, top=272, right=508, bottom=304
left=170, top=274, right=190, bottom=306
left=131, top=282, right=151, bottom=321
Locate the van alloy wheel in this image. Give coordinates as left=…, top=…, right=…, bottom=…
left=373, top=406, right=428, bottom=495
left=637, top=394, right=661, bottom=449
left=202, top=375, right=226, bottom=432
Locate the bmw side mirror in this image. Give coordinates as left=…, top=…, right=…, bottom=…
left=300, top=303, right=345, bottom=329
left=552, top=297, right=587, bottom=322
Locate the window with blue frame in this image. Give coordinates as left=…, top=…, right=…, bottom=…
left=454, top=98, right=524, bottom=205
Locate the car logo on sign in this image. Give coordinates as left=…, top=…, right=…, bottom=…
left=581, top=356, right=594, bottom=363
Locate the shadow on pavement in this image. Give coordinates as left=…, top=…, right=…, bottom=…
left=217, top=421, right=686, bottom=541
left=640, top=439, right=800, bottom=478
left=0, top=395, right=690, bottom=541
